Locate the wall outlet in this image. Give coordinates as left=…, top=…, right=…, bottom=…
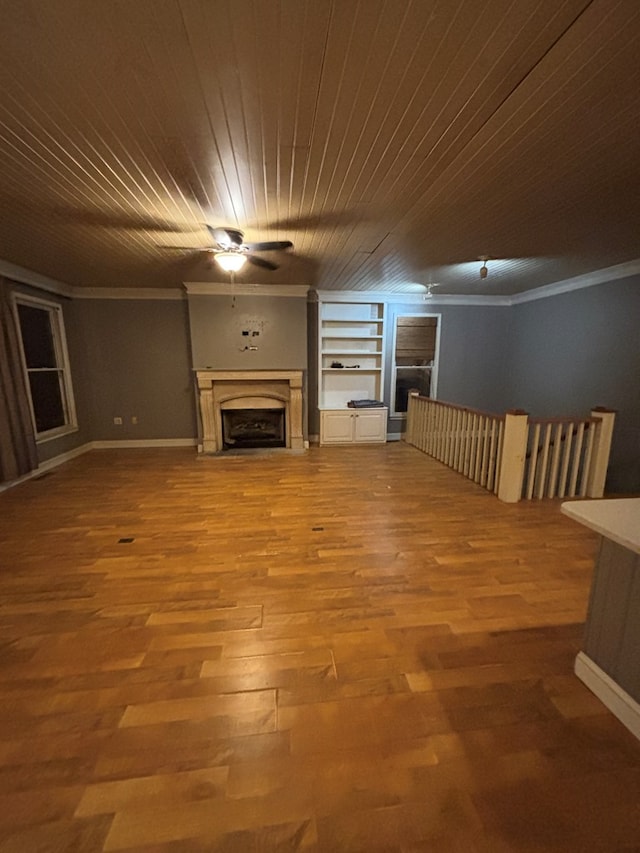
left=113, top=417, right=123, bottom=425
left=131, top=416, right=138, bottom=424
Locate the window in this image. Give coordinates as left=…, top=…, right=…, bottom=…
left=392, top=314, right=440, bottom=417
left=13, top=294, right=77, bottom=441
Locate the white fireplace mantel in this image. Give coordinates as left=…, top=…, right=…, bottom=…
left=195, top=370, right=304, bottom=453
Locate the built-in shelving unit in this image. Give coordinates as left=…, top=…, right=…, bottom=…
left=319, top=300, right=385, bottom=408
left=317, top=297, right=387, bottom=444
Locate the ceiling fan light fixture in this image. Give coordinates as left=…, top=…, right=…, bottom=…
left=215, top=251, right=247, bottom=272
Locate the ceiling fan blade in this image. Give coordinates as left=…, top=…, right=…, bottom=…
left=207, top=225, right=244, bottom=248
left=243, top=240, right=293, bottom=252
left=158, top=245, right=212, bottom=252
left=247, top=254, right=279, bottom=271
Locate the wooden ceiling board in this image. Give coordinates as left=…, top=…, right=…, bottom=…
left=387, top=0, right=640, bottom=283
left=0, top=0, right=639, bottom=292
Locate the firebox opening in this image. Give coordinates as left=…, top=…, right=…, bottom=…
left=221, top=408, right=286, bottom=450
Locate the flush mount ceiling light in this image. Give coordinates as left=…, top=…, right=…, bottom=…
left=214, top=251, right=247, bottom=272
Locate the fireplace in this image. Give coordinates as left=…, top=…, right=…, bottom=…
left=195, top=370, right=304, bottom=453
left=222, top=408, right=286, bottom=449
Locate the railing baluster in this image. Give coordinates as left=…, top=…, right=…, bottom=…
left=460, top=411, right=470, bottom=475
left=535, top=424, right=549, bottom=499
left=547, top=423, right=563, bottom=498
left=526, top=423, right=540, bottom=499
left=493, top=419, right=504, bottom=494
left=473, top=415, right=483, bottom=482
left=580, top=421, right=596, bottom=496
left=480, top=416, right=490, bottom=487
left=445, top=406, right=454, bottom=466
left=569, top=422, right=585, bottom=497
left=435, top=404, right=441, bottom=460
left=464, top=413, right=472, bottom=477
left=558, top=421, right=574, bottom=498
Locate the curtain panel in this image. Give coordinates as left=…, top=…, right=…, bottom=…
left=0, top=278, right=38, bottom=482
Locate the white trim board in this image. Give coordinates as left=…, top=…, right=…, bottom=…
left=91, top=439, right=197, bottom=449
left=575, top=652, right=640, bottom=742
left=0, top=259, right=74, bottom=298
left=3, top=258, right=639, bottom=304
left=0, top=442, right=93, bottom=493
left=73, top=287, right=184, bottom=300
left=185, top=282, right=309, bottom=297
left=313, top=260, right=640, bottom=306
left=0, top=440, right=198, bottom=494
left=510, top=259, right=640, bottom=305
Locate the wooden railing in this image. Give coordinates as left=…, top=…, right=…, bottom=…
left=405, top=394, right=616, bottom=503
left=405, top=396, right=505, bottom=494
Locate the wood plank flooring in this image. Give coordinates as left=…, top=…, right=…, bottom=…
left=1, top=444, right=639, bottom=852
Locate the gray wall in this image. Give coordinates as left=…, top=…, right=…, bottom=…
left=188, top=294, right=308, bottom=369
left=74, top=298, right=196, bottom=441
left=505, top=277, right=640, bottom=493
left=11, top=274, right=639, bottom=493
left=385, top=302, right=511, bottom=437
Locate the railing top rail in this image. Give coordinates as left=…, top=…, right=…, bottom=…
left=408, top=393, right=504, bottom=421
left=409, top=394, right=603, bottom=427
left=528, top=415, right=600, bottom=426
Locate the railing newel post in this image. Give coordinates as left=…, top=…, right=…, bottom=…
left=497, top=410, right=529, bottom=503
left=586, top=408, right=617, bottom=498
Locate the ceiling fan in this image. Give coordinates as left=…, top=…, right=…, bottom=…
left=166, top=226, right=294, bottom=272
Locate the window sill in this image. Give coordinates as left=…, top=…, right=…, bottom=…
left=36, top=424, right=79, bottom=444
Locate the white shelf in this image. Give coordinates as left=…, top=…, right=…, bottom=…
left=322, top=334, right=384, bottom=340
left=323, top=349, right=383, bottom=355
left=318, top=299, right=386, bottom=410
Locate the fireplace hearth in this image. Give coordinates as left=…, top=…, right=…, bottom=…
left=222, top=408, right=286, bottom=449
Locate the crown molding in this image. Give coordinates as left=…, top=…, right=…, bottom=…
left=312, top=290, right=511, bottom=306
left=72, top=287, right=184, bottom=300
left=3, top=259, right=638, bottom=305
left=0, top=259, right=74, bottom=297
left=184, top=282, right=309, bottom=297
left=508, top=259, right=640, bottom=305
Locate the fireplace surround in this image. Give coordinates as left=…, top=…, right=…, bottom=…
left=195, top=370, right=304, bottom=453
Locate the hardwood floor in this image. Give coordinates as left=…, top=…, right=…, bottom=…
left=1, top=444, right=639, bottom=852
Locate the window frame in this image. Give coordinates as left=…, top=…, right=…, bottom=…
left=12, top=292, right=78, bottom=443
left=390, top=311, right=441, bottom=418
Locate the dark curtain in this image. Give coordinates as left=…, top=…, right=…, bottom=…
left=0, top=277, right=38, bottom=482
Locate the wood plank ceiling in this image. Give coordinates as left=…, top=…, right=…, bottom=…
left=0, top=0, right=639, bottom=295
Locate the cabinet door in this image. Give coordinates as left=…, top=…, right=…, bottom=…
left=353, top=409, right=387, bottom=442
left=320, top=410, right=355, bottom=444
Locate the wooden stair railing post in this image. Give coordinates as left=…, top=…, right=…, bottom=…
left=586, top=408, right=617, bottom=498
left=405, top=392, right=418, bottom=444
left=497, top=410, right=529, bottom=503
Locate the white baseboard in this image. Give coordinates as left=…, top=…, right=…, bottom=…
left=575, top=651, right=640, bottom=742
left=0, top=439, right=198, bottom=493
left=0, top=442, right=94, bottom=493
left=91, top=438, right=197, bottom=449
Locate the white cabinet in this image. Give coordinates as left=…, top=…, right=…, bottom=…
left=320, top=408, right=388, bottom=445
